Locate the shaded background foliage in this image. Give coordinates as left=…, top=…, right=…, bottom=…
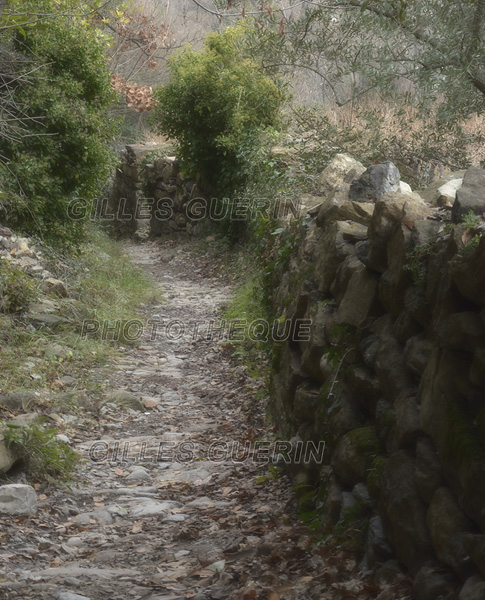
left=0, top=0, right=117, bottom=247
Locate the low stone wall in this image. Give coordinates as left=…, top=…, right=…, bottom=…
left=107, top=144, right=212, bottom=237
left=269, top=155, right=485, bottom=599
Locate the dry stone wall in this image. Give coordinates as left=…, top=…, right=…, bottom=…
left=269, top=154, right=485, bottom=599
left=108, top=144, right=211, bottom=237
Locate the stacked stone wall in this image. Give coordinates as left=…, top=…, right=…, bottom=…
left=269, top=155, right=485, bottom=599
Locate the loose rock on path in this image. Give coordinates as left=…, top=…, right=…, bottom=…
left=0, top=238, right=411, bottom=600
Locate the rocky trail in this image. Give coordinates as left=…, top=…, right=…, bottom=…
left=0, top=239, right=411, bottom=600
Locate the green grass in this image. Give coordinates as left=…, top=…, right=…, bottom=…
left=0, top=227, right=162, bottom=399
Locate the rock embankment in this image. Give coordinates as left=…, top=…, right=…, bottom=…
left=269, top=154, right=485, bottom=599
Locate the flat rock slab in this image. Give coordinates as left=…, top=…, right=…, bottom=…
left=0, top=484, right=37, bottom=516
left=56, top=593, right=92, bottom=600
left=127, top=499, right=183, bottom=518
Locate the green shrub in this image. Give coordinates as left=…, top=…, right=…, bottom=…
left=150, top=22, right=286, bottom=201
left=1, top=420, right=79, bottom=481
left=0, top=0, right=117, bottom=247
left=0, top=259, right=38, bottom=313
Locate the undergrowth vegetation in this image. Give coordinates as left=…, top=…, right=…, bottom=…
left=0, top=228, right=161, bottom=396
left=0, top=0, right=117, bottom=247
left=1, top=420, right=79, bottom=482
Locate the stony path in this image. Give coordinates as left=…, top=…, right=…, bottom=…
left=0, top=239, right=341, bottom=600
left=0, top=238, right=413, bottom=600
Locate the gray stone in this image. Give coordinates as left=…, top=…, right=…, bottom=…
left=427, top=487, right=474, bottom=574
left=45, top=344, right=71, bottom=359
left=404, top=334, right=433, bottom=376
left=162, top=514, right=186, bottom=522
left=0, top=391, right=36, bottom=410
left=349, top=161, right=400, bottom=201
left=56, top=593, right=91, bottom=600
left=366, top=515, right=394, bottom=568
left=379, top=451, right=434, bottom=575
left=346, top=366, right=380, bottom=412
left=437, top=178, right=463, bottom=208
left=375, top=559, right=406, bottom=583
left=323, top=474, right=343, bottom=527
left=299, top=300, right=331, bottom=380
left=459, top=576, right=485, bottom=600
left=417, top=171, right=465, bottom=206
left=293, top=384, right=321, bottom=422
left=334, top=199, right=376, bottom=225
left=322, top=388, right=363, bottom=451
left=352, top=482, right=372, bottom=509
left=313, top=221, right=355, bottom=295
left=463, top=535, right=485, bottom=578
left=336, top=262, right=378, bottom=327
left=435, top=312, right=485, bottom=351
left=9, top=412, right=44, bottom=426
left=317, top=153, right=365, bottom=198
left=41, top=277, right=69, bottom=298
left=394, top=395, right=422, bottom=450
left=419, top=348, right=485, bottom=530
left=452, top=167, right=485, bottom=223
left=413, top=565, right=458, bottom=600
left=375, top=399, right=396, bottom=450
left=103, top=390, right=145, bottom=411
left=470, top=348, right=485, bottom=387
left=0, top=484, right=37, bottom=515
left=26, top=312, right=69, bottom=329
left=0, top=437, right=17, bottom=474
left=129, top=500, right=182, bottom=518
left=331, top=426, right=379, bottom=486
left=341, top=222, right=369, bottom=242
left=366, top=192, right=432, bottom=273
left=339, top=491, right=357, bottom=520
left=415, top=437, right=444, bottom=504
left=72, top=509, right=113, bottom=526
left=126, top=467, right=150, bottom=482
left=399, top=181, right=413, bottom=195
left=374, top=316, right=416, bottom=400
left=450, top=236, right=485, bottom=308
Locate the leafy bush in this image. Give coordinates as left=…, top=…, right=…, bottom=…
left=0, top=259, right=38, bottom=313
left=1, top=420, right=79, bottom=481
left=0, top=0, right=117, bottom=247
left=150, top=23, right=286, bottom=200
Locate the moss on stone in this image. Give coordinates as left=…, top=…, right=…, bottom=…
left=444, top=396, right=485, bottom=465
left=347, top=425, right=381, bottom=456
left=367, top=455, right=388, bottom=498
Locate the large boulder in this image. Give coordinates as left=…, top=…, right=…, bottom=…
left=317, top=153, right=365, bottom=198
left=427, top=486, right=474, bottom=575
left=450, top=236, right=485, bottom=308
left=459, top=576, right=485, bottom=600
left=300, top=300, right=331, bottom=380
left=374, top=316, right=416, bottom=400
left=451, top=167, right=485, bottom=223
left=415, top=437, right=445, bottom=504
left=335, top=262, right=379, bottom=327
left=331, top=426, right=380, bottom=486
left=349, top=161, right=400, bottom=201
left=419, top=348, right=485, bottom=531
left=313, top=221, right=355, bottom=295
left=366, top=192, right=433, bottom=273
left=379, top=450, right=434, bottom=574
